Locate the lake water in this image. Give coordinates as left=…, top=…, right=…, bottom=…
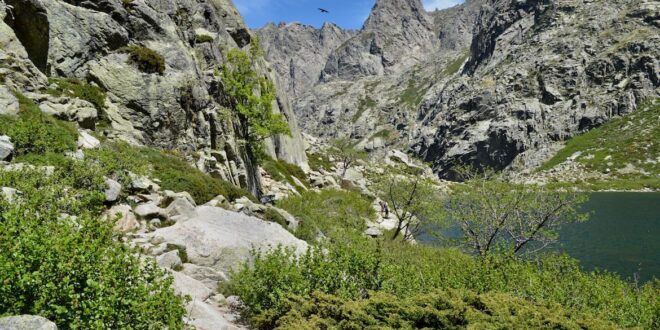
left=418, top=192, right=660, bottom=283
left=556, top=192, right=659, bottom=283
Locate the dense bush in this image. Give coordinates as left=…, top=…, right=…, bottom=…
left=120, top=45, right=166, bottom=74
left=277, top=189, right=375, bottom=241
left=0, top=93, right=78, bottom=157
left=0, top=165, right=185, bottom=329
left=274, top=289, right=613, bottom=329
left=228, top=238, right=659, bottom=329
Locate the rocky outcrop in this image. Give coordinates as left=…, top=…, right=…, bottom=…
left=257, top=22, right=355, bottom=97
left=1, top=0, right=308, bottom=196
left=0, top=135, right=13, bottom=161
left=322, top=0, right=436, bottom=81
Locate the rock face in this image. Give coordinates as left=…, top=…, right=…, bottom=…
left=0, top=315, right=58, bottom=330
left=257, top=22, right=355, bottom=97
left=0, top=135, right=13, bottom=161
left=259, top=0, right=660, bottom=179
left=0, top=0, right=308, bottom=196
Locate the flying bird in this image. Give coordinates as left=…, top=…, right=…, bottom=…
left=318, top=8, right=329, bottom=13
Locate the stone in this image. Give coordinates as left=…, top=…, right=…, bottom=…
left=104, top=178, right=121, bottom=203
left=266, top=206, right=299, bottom=230
left=0, top=315, right=57, bottom=330
left=149, top=206, right=307, bottom=277
left=106, top=204, right=140, bottom=232
left=163, top=197, right=197, bottom=222
left=162, top=190, right=196, bottom=206
left=40, top=97, right=97, bottom=129
left=156, top=250, right=182, bottom=270
left=0, top=86, right=19, bottom=116
left=77, top=131, right=100, bottom=149
left=364, top=227, right=383, bottom=237
left=129, top=174, right=160, bottom=193
left=1, top=187, right=19, bottom=203
left=0, top=136, right=13, bottom=161
left=134, top=203, right=163, bottom=220
left=171, top=270, right=213, bottom=301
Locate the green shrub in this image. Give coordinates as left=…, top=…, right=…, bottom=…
left=262, top=208, right=288, bottom=228
left=0, top=93, right=78, bottom=156
left=195, top=34, right=214, bottom=43
left=306, top=152, right=333, bottom=172
left=261, top=155, right=308, bottom=189
left=274, top=289, right=614, bottom=329
left=225, top=241, right=383, bottom=328
left=277, top=189, right=375, bottom=241
left=228, top=238, right=659, bottom=329
left=120, top=45, right=165, bottom=74
left=0, top=167, right=186, bottom=329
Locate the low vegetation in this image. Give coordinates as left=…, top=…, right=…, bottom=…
left=46, top=78, right=110, bottom=128
left=0, top=92, right=78, bottom=157
left=540, top=99, right=659, bottom=190
left=261, top=155, right=307, bottom=190
left=195, top=34, right=214, bottom=43
left=306, top=151, right=333, bottom=172
left=277, top=189, right=375, bottom=241
left=120, top=45, right=166, bottom=74
left=228, top=238, right=659, bottom=329
left=0, top=162, right=185, bottom=329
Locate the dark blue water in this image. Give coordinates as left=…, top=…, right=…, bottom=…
left=418, top=192, right=660, bottom=282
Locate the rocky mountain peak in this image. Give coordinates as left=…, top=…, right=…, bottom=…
left=363, top=0, right=433, bottom=32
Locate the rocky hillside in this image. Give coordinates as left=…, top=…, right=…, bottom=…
left=1, top=0, right=308, bottom=196
left=258, top=0, right=659, bottom=180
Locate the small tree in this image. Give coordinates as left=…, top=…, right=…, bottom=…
left=447, top=170, right=589, bottom=256
left=328, top=138, right=368, bottom=177
left=374, top=173, right=446, bottom=241
left=221, top=38, right=290, bottom=197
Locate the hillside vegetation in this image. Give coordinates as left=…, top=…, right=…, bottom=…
left=539, top=99, right=660, bottom=190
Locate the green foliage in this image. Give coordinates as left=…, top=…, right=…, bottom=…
left=195, top=34, right=214, bottom=43
left=398, top=74, right=430, bottom=110
left=369, top=128, right=394, bottom=141
left=306, top=152, right=333, bottom=172
left=261, top=155, right=307, bottom=189
left=274, top=289, right=614, bottom=329
left=277, top=189, right=375, bottom=241
left=120, top=45, right=165, bottom=74
left=448, top=171, right=589, bottom=256
left=228, top=238, right=659, bottom=329
left=328, top=138, right=368, bottom=177
left=0, top=93, right=78, bottom=157
left=262, top=208, right=288, bottom=228
left=225, top=241, right=383, bottom=329
left=0, top=165, right=185, bottom=329
left=85, top=142, right=253, bottom=204
left=221, top=38, right=290, bottom=159
left=372, top=174, right=446, bottom=240
left=540, top=99, right=660, bottom=190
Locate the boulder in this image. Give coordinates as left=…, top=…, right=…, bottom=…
left=148, top=206, right=307, bottom=277
left=104, top=178, right=121, bottom=203
left=0, top=135, right=13, bottom=161
left=156, top=250, right=182, bottom=270
left=267, top=206, right=299, bottom=230
left=364, top=227, right=383, bottom=237
left=162, top=190, right=196, bottom=206
left=134, top=202, right=163, bottom=220
left=163, top=197, right=197, bottom=222
left=40, top=98, right=97, bottom=129
left=129, top=174, right=160, bottom=193
left=77, top=131, right=100, bottom=149
left=0, top=86, right=19, bottom=116
left=0, top=315, right=57, bottom=330
left=171, top=270, right=213, bottom=301
left=106, top=204, right=139, bottom=232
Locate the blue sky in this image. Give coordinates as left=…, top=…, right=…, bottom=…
left=234, top=0, right=465, bottom=30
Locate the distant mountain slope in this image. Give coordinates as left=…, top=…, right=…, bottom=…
left=258, top=0, right=659, bottom=180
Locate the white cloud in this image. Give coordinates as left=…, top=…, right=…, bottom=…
left=422, top=0, right=463, bottom=11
